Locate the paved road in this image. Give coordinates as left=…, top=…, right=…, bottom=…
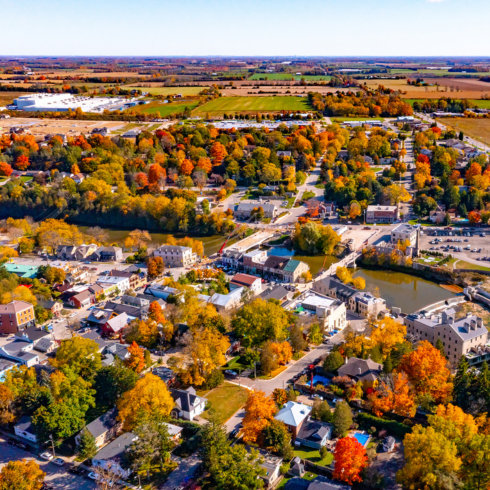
left=0, top=438, right=97, bottom=490
left=162, top=454, right=201, bottom=490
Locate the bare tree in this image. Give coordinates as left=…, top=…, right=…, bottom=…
left=86, top=226, right=109, bottom=244
left=93, top=461, right=121, bottom=489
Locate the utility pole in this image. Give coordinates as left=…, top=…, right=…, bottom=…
left=45, top=435, right=55, bottom=458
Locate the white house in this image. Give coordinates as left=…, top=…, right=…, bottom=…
left=153, top=245, right=198, bottom=268
left=96, top=275, right=130, bottom=295
left=170, top=387, right=207, bottom=421
left=14, top=416, right=38, bottom=443
left=229, top=273, right=262, bottom=296
left=91, top=432, right=137, bottom=478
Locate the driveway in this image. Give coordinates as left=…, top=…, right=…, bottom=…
left=162, top=454, right=202, bottom=490
left=0, top=438, right=97, bottom=490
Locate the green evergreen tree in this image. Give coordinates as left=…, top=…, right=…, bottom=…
left=332, top=401, right=353, bottom=438
left=477, top=361, right=490, bottom=411
left=323, top=351, right=344, bottom=374
left=435, top=338, right=446, bottom=358
left=453, top=356, right=472, bottom=411
left=383, top=356, right=393, bottom=374
left=370, top=345, right=383, bottom=363
left=78, top=428, right=98, bottom=460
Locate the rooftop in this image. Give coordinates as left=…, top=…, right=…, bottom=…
left=275, top=401, right=312, bottom=427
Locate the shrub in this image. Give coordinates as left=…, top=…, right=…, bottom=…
left=357, top=413, right=411, bottom=439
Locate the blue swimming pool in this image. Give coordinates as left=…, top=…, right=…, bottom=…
left=311, top=375, right=331, bottom=387
left=353, top=433, right=370, bottom=447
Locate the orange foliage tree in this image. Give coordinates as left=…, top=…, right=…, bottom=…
left=465, top=162, right=482, bottom=185
left=180, top=159, right=194, bottom=176
left=0, top=162, right=13, bottom=177
left=371, top=372, right=416, bottom=418
left=196, top=157, right=212, bottom=174
left=148, top=301, right=166, bottom=325
left=468, top=211, right=482, bottom=225
left=135, top=172, right=148, bottom=188
left=15, top=155, right=30, bottom=171
left=270, top=341, right=293, bottom=366
left=148, top=163, right=166, bottom=184
left=333, top=437, right=368, bottom=485
left=124, top=341, right=146, bottom=373
left=210, top=141, right=227, bottom=166
left=242, top=390, right=277, bottom=444
left=399, top=340, right=452, bottom=403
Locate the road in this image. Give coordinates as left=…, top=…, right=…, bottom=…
left=0, top=437, right=97, bottom=490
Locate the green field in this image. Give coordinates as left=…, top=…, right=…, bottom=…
left=249, top=73, right=332, bottom=81
left=123, top=85, right=205, bottom=96
left=194, top=96, right=312, bottom=115
left=403, top=99, right=490, bottom=108
left=132, top=100, right=200, bottom=116
left=331, top=116, right=385, bottom=121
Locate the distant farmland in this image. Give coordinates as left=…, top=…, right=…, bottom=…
left=438, top=118, right=490, bottom=146
left=194, top=96, right=312, bottom=115
left=249, top=73, right=332, bottom=81
left=123, top=85, right=205, bottom=96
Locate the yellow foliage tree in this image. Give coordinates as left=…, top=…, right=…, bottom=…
left=1, top=286, right=37, bottom=306
left=352, top=277, right=366, bottom=290
left=370, top=317, right=407, bottom=359
left=336, top=266, right=353, bottom=284
left=117, top=373, right=174, bottom=431
left=371, top=372, right=416, bottom=418
left=0, top=459, right=45, bottom=490
left=270, top=341, right=293, bottom=366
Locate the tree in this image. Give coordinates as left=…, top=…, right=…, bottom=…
left=413, top=194, right=438, bottom=218
left=460, top=434, right=490, bottom=490
left=262, top=419, right=290, bottom=453
left=333, top=437, right=368, bottom=485
left=371, top=372, right=416, bottom=418
left=289, top=325, right=307, bottom=352
left=397, top=426, right=462, bottom=489
left=15, top=155, right=30, bottom=171
left=453, top=356, right=472, bottom=412
left=0, top=459, right=45, bottom=490
left=399, top=340, right=452, bottom=404
left=0, top=161, right=13, bottom=177
left=369, top=317, right=407, bottom=360
left=311, top=400, right=333, bottom=423
left=124, top=342, right=146, bottom=373
left=308, top=324, right=323, bottom=345
left=332, top=401, right=353, bottom=437
left=129, top=418, right=173, bottom=480
left=232, top=298, right=291, bottom=347
left=180, top=159, right=194, bottom=176
left=148, top=163, right=166, bottom=184
left=352, top=277, right=366, bottom=290
left=323, top=351, right=344, bottom=374
left=336, top=266, right=353, bottom=284
left=146, top=256, right=164, bottom=278
left=94, top=360, right=138, bottom=409
left=125, top=319, right=159, bottom=348
left=0, top=384, right=15, bottom=424
left=260, top=342, right=278, bottom=376
left=117, top=373, right=174, bottom=431
left=468, top=211, right=482, bottom=225
left=50, top=336, right=102, bottom=380
left=243, top=390, right=277, bottom=444
left=384, top=184, right=411, bottom=205
left=78, top=427, right=98, bottom=460
left=348, top=201, right=362, bottom=219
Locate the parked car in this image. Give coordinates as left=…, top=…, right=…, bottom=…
left=52, top=457, right=65, bottom=467
left=68, top=466, right=85, bottom=476
left=224, top=370, right=238, bottom=377
left=39, top=452, right=54, bottom=461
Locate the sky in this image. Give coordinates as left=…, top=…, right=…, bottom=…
left=1, top=0, right=490, bottom=57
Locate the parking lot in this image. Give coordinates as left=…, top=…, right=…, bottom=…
left=419, top=228, right=490, bottom=263
left=0, top=437, right=97, bottom=490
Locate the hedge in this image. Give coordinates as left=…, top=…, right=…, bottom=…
left=357, top=413, right=411, bottom=439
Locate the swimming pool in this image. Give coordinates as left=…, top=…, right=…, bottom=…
left=311, top=375, right=331, bottom=387
left=352, top=432, right=370, bottom=447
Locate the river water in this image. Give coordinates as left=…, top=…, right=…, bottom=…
left=81, top=227, right=455, bottom=314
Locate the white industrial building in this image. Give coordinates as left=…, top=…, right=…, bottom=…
left=10, top=93, right=141, bottom=113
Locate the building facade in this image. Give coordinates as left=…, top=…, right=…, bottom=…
left=0, top=301, right=36, bottom=334
left=153, top=245, right=198, bottom=268
left=366, top=205, right=398, bottom=224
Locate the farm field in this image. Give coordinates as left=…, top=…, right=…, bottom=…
left=131, top=100, right=199, bottom=116
left=403, top=99, right=490, bottom=108
left=249, top=73, right=332, bottom=81
left=0, top=92, right=34, bottom=105
left=331, top=116, right=385, bottom=122
left=437, top=118, right=490, bottom=146
left=221, top=86, right=350, bottom=97
left=123, top=85, right=205, bottom=96
left=194, top=96, right=312, bottom=114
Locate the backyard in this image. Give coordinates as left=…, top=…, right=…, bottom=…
left=193, top=96, right=312, bottom=115
left=294, top=445, right=334, bottom=466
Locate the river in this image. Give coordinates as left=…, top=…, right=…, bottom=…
left=80, top=227, right=455, bottom=314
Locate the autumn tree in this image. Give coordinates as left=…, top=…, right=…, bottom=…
left=352, top=277, right=365, bottom=290
left=371, top=372, right=416, bottom=418
left=399, top=340, right=452, bottom=403
left=369, top=317, right=407, bottom=360
left=117, top=373, right=174, bottom=431
left=148, top=163, right=166, bottom=184
left=333, top=437, right=368, bottom=485
left=0, top=459, right=45, bottom=490
left=15, top=155, right=30, bottom=171
left=243, top=390, right=277, bottom=444
left=124, top=341, right=146, bottom=373
left=336, top=266, right=353, bottom=284
left=146, top=256, right=164, bottom=278
left=0, top=161, right=13, bottom=177
left=0, top=385, right=15, bottom=424
left=210, top=141, right=227, bottom=166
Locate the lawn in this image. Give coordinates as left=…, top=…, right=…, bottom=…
left=200, top=382, right=249, bottom=425
left=294, top=446, right=334, bottom=466
left=194, top=96, right=312, bottom=115
left=454, top=259, right=490, bottom=271
left=20, top=176, right=33, bottom=182
left=437, top=118, right=490, bottom=147
left=257, top=365, right=288, bottom=380
left=370, top=167, right=384, bottom=173
left=128, top=461, right=178, bottom=490
left=249, top=73, right=332, bottom=81
left=123, top=85, right=205, bottom=96
left=0, top=176, right=7, bottom=182
left=404, top=99, right=490, bottom=109
left=222, top=355, right=248, bottom=373
left=132, top=100, right=200, bottom=117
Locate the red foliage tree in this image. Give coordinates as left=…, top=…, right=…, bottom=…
left=15, top=155, right=30, bottom=171
left=148, top=163, right=166, bottom=184
left=0, top=161, right=13, bottom=177
left=416, top=154, right=430, bottom=165
left=333, top=437, right=368, bottom=485
left=135, top=172, right=148, bottom=188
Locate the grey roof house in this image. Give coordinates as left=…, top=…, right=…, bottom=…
left=76, top=408, right=121, bottom=449
left=171, top=387, right=207, bottom=421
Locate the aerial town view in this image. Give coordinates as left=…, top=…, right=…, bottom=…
left=1, top=1, right=490, bottom=490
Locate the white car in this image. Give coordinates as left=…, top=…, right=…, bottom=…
left=40, top=451, right=54, bottom=461
left=52, top=457, right=64, bottom=466
left=69, top=313, right=77, bottom=318
left=88, top=472, right=98, bottom=480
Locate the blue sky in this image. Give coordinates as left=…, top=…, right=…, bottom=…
left=1, top=0, right=489, bottom=56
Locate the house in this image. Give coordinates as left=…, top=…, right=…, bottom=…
left=165, top=422, right=183, bottom=442
left=56, top=244, right=77, bottom=260
left=171, top=387, right=207, bottom=421
left=274, top=401, right=312, bottom=440
left=430, top=210, right=447, bottom=224
left=258, top=451, right=283, bottom=487
left=366, top=205, right=398, bottom=224
left=109, top=270, right=147, bottom=290
left=4, top=264, right=39, bottom=279
left=153, top=245, right=198, bottom=268
left=0, top=301, right=36, bottom=334
left=96, top=275, right=130, bottom=295
left=259, top=285, right=293, bottom=304
left=86, top=308, right=114, bottom=327
left=229, top=273, right=262, bottom=295
left=92, top=432, right=136, bottom=478
left=296, top=419, right=332, bottom=449
left=391, top=223, right=419, bottom=247
left=262, top=256, right=309, bottom=283
left=102, top=313, right=130, bottom=337
left=104, top=301, right=146, bottom=320
left=92, top=246, right=123, bottom=262
left=284, top=476, right=350, bottom=490
left=0, top=358, right=18, bottom=381
left=0, top=339, right=39, bottom=367
left=383, top=436, right=396, bottom=452
left=152, top=366, right=177, bottom=386
left=231, top=202, right=278, bottom=220
left=405, top=308, right=489, bottom=366
left=34, top=338, right=56, bottom=354
left=120, top=295, right=151, bottom=308
left=38, top=300, right=63, bottom=318
left=290, top=457, right=305, bottom=477
left=14, top=416, right=38, bottom=443
left=209, top=287, right=243, bottom=311
left=14, top=327, right=50, bottom=348
left=73, top=243, right=98, bottom=261
left=337, top=357, right=383, bottom=390
left=221, top=249, right=244, bottom=268
left=76, top=408, right=121, bottom=449
left=68, top=289, right=94, bottom=309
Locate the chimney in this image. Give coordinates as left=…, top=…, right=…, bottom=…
left=345, top=357, right=349, bottom=365
left=358, top=367, right=362, bottom=374
left=464, top=322, right=470, bottom=332
left=470, top=319, right=477, bottom=330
